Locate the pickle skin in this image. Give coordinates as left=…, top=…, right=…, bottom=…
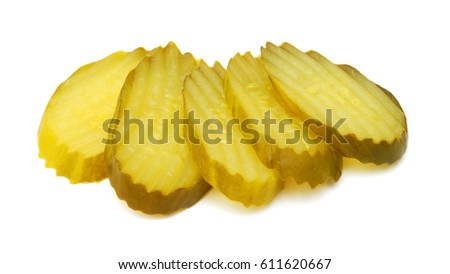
left=188, top=136, right=283, bottom=207
left=251, top=140, right=343, bottom=188
left=300, top=96, right=407, bottom=165
left=107, top=152, right=210, bottom=215
left=333, top=132, right=407, bottom=165
left=273, top=145, right=342, bottom=188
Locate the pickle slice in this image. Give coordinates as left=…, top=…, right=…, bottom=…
left=105, top=42, right=210, bottom=215
left=183, top=61, right=283, bottom=207
left=38, top=48, right=148, bottom=183
left=261, top=42, right=407, bottom=164
left=335, top=63, right=408, bottom=164
left=224, top=52, right=342, bottom=187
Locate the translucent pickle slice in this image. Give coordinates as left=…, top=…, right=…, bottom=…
left=261, top=43, right=407, bottom=165
left=183, top=61, right=283, bottom=207
left=224, top=52, right=342, bottom=187
left=38, top=48, right=148, bottom=183
left=106, top=43, right=210, bottom=215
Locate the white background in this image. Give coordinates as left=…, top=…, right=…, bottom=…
left=1, top=0, right=449, bottom=273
